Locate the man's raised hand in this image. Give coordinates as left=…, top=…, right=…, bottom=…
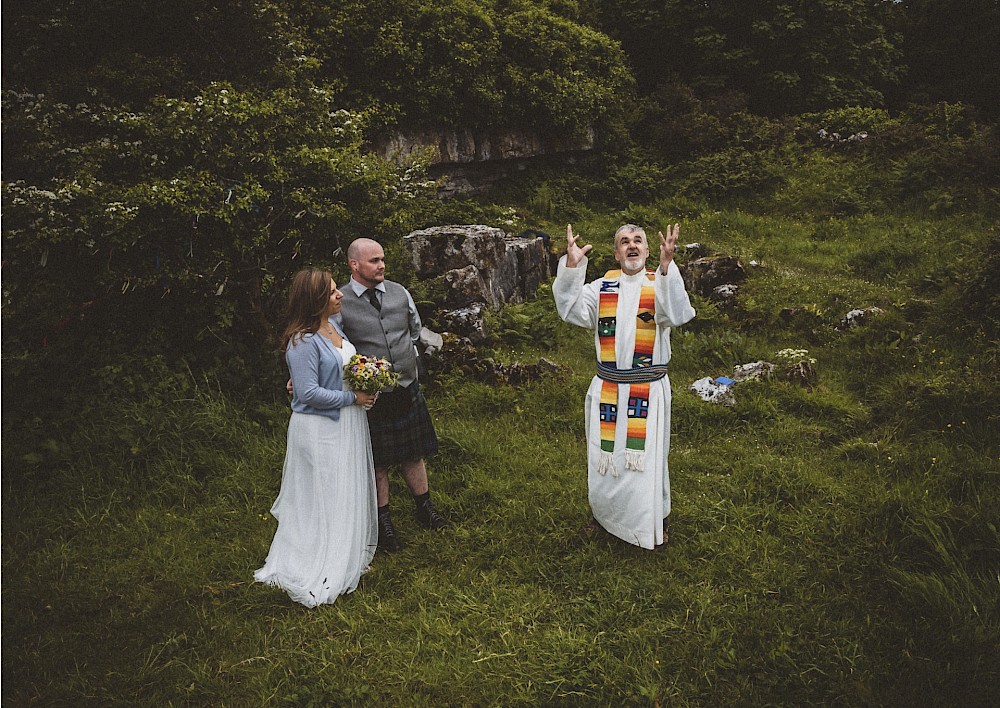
left=565, top=223, right=592, bottom=268
left=658, top=223, right=680, bottom=273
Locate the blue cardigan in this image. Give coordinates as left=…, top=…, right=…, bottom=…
left=286, top=319, right=357, bottom=421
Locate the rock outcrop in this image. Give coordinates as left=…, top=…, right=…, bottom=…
left=377, top=128, right=594, bottom=166
left=404, top=225, right=551, bottom=308
left=838, top=307, right=884, bottom=330
left=681, top=254, right=748, bottom=297
left=402, top=224, right=553, bottom=341
left=377, top=128, right=595, bottom=196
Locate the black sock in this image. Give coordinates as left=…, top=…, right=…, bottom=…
left=413, top=491, right=430, bottom=506
left=378, top=504, right=391, bottom=518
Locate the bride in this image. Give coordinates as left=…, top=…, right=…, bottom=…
left=255, top=268, right=378, bottom=607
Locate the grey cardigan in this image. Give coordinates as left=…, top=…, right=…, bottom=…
left=286, top=318, right=357, bottom=421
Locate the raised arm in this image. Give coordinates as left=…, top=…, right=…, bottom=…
left=653, top=223, right=696, bottom=328
left=565, top=223, right=593, bottom=268
left=657, top=223, right=679, bottom=275
left=553, top=224, right=599, bottom=329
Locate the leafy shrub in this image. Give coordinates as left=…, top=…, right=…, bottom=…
left=961, top=227, right=1000, bottom=332
left=626, top=83, right=727, bottom=164
left=597, top=0, right=902, bottom=115
left=772, top=152, right=879, bottom=217
left=4, top=1, right=306, bottom=103
left=495, top=4, right=634, bottom=138
left=602, top=154, right=674, bottom=207
left=313, top=0, right=503, bottom=133
left=483, top=284, right=562, bottom=351
left=256, top=0, right=636, bottom=141
left=2, top=83, right=437, bottom=387
left=527, top=180, right=589, bottom=222
left=797, top=105, right=899, bottom=138
left=904, top=102, right=987, bottom=141
left=679, top=147, right=782, bottom=200
left=881, top=104, right=1000, bottom=210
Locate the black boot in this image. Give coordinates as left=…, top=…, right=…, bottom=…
left=414, top=493, right=448, bottom=530
left=377, top=507, right=404, bottom=552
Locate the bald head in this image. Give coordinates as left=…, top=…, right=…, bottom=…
left=347, top=238, right=386, bottom=288
left=347, top=237, right=381, bottom=262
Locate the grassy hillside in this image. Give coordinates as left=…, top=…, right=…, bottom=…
left=3, top=205, right=998, bottom=705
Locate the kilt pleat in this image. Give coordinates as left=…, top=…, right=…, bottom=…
left=368, top=384, right=438, bottom=467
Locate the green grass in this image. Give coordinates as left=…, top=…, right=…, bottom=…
left=4, top=208, right=998, bottom=705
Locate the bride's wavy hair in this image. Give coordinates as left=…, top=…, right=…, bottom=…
left=280, top=267, right=333, bottom=351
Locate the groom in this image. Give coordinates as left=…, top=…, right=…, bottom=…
left=339, top=237, right=448, bottom=552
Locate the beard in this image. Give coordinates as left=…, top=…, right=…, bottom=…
left=621, top=255, right=647, bottom=272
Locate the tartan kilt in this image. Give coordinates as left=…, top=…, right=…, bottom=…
left=367, top=383, right=439, bottom=468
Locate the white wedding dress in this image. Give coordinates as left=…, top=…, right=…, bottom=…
left=254, top=338, right=378, bottom=607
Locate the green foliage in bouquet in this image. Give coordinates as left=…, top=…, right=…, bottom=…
left=344, top=354, right=400, bottom=394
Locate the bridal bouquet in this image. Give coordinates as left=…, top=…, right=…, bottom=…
left=344, top=354, right=400, bottom=394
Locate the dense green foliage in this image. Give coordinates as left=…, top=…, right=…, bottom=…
left=3, top=84, right=434, bottom=346
left=2, top=0, right=633, bottom=393
left=295, top=0, right=633, bottom=136
left=597, top=0, right=902, bottom=114
left=889, top=0, right=1000, bottom=116
left=3, top=2, right=999, bottom=704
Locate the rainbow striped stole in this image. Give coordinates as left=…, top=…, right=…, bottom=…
left=597, top=269, right=657, bottom=476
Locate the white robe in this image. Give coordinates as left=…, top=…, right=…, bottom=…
left=553, top=255, right=695, bottom=549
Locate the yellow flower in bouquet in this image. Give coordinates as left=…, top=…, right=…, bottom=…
left=344, top=354, right=400, bottom=394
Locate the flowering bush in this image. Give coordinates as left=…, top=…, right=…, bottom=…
left=775, top=348, right=818, bottom=386
left=775, top=348, right=817, bottom=364
left=344, top=355, right=400, bottom=394
left=1, top=83, right=436, bottom=376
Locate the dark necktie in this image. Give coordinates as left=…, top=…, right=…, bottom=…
left=367, top=287, right=381, bottom=311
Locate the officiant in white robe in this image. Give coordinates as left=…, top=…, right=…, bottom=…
left=553, top=223, right=695, bottom=549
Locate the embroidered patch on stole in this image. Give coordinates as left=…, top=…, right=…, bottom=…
left=597, top=269, right=656, bottom=476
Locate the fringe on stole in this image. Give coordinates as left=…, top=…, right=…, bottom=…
left=597, top=450, right=645, bottom=477
left=598, top=451, right=618, bottom=477
left=625, top=449, right=645, bottom=472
